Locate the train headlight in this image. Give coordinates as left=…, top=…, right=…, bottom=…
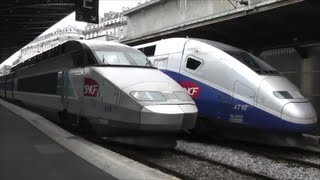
left=130, top=91, right=167, bottom=101
left=174, top=91, right=193, bottom=101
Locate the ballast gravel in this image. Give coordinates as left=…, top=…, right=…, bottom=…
left=176, top=140, right=320, bottom=180
left=121, top=150, right=254, bottom=180
left=269, top=149, right=320, bottom=166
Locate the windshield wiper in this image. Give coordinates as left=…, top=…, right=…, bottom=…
left=145, top=59, right=152, bottom=66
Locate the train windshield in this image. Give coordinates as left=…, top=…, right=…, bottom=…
left=226, top=51, right=279, bottom=75
left=93, top=48, right=152, bottom=67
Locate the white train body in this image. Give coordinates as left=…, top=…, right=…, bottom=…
left=135, top=38, right=317, bottom=133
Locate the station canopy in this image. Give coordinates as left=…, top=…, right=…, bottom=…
left=123, top=0, right=320, bottom=53
left=0, top=0, right=76, bottom=63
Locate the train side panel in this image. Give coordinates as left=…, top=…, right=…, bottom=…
left=12, top=54, right=75, bottom=112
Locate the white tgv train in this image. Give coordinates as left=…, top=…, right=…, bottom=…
left=135, top=38, right=317, bottom=135
left=0, top=40, right=198, bottom=148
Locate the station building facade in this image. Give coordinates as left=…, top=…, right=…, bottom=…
left=19, top=26, right=84, bottom=63
left=0, top=65, right=11, bottom=76
left=83, top=11, right=127, bottom=41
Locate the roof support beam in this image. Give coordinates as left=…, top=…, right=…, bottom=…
left=0, top=13, right=69, bottom=18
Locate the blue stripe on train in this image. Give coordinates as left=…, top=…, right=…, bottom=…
left=162, top=70, right=314, bottom=132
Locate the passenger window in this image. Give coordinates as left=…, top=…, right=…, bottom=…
left=186, top=57, right=202, bottom=70
left=17, top=73, right=58, bottom=95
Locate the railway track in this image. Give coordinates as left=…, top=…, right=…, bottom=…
left=220, top=142, right=320, bottom=170
left=251, top=149, right=320, bottom=170
left=179, top=132, right=320, bottom=169
left=60, top=125, right=275, bottom=180
left=202, top=134, right=320, bottom=170
left=175, top=138, right=320, bottom=180
left=172, top=149, right=275, bottom=180
left=42, top=116, right=267, bottom=179
left=103, top=144, right=275, bottom=180
left=57, top=117, right=320, bottom=180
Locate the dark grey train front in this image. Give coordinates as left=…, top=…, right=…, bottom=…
left=0, top=40, right=198, bottom=146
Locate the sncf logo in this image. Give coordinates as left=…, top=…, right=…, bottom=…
left=180, top=81, right=201, bottom=99
left=84, top=78, right=99, bottom=97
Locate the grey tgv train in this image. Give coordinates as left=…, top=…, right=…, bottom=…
left=134, top=38, right=317, bottom=137
left=0, top=40, right=197, bottom=147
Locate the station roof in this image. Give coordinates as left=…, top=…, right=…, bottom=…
left=123, top=0, right=163, bottom=15
left=123, top=0, right=320, bottom=52
left=0, top=0, right=76, bottom=63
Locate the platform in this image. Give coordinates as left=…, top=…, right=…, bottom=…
left=0, top=99, right=177, bottom=180
left=0, top=104, right=115, bottom=180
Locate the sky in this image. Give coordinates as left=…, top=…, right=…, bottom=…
left=1, top=0, right=147, bottom=67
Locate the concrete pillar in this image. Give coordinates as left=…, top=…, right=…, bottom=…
left=295, top=46, right=313, bottom=98
left=0, top=49, right=5, bottom=64
left=300, top=57, right=313, bottom=98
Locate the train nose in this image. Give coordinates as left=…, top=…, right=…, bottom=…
left=139, top=104, right=198, bottom=131
left=281, top=102, right=317, bottom=124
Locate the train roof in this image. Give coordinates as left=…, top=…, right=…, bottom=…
left=192, top=38, right=244, bottom=52
left=135, top=38, right=245, bottom=53
left=79, top=40, right=129, bottom=49
left=10, top=40, right=134, bottom=73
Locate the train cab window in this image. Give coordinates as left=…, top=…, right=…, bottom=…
left=226, top=51, right=279, bottom=75
left=273, top=91, right=293, bottom=99
left=186, top=57, right=202, bottom=70
left=128, top=53, right=151, bottom=66
left=93, top=48, right=152, bottom=67
left=139, top=46, right=156, bottom=56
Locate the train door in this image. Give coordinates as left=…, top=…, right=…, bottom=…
left=59, top=68, right=84, bottom=116
left=58, top=70, right=67, bottom=111
left=230, top=81, right=255, bottom=124
left=67, top=68, right=84, bottom=116
left=59, top=48, right=87, bottom=116
left=232, top=81, right=255, bottom=105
